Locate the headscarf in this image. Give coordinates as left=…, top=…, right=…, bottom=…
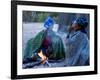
left=74, top=17, right=88, bottom=33
left=74, top=17, right=88, bottom=29
left=44, top=16, right=54, bottom=29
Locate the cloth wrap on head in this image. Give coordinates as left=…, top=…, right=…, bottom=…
left=74, top=17, right=88, bottom=29
left=44, top=17, right=54, bottom=29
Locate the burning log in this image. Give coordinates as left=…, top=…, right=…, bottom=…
left=38, top=50, right=47, bottom=64
left=38, top=50, right=51, bottom=67
left=23, top=50, right=51, bottom=69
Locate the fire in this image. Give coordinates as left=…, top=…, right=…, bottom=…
left=38, top=50, right=47, bottom=64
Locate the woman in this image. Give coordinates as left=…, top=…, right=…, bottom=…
left=23, top=17, right=65, bottom=64
left=65, top=17, right=89, bottom=66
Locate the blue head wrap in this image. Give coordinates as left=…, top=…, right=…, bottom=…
left=74, top=17, right=88, bottom=28
left=44, top=17, right=54, bottom=29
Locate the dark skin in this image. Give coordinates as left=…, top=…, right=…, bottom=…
left=66, top=22, right=83, bottom=41
left=70, top=22, right=81, bottom=32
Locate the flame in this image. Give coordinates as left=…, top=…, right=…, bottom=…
left=38, top=50, right=47, bottom=64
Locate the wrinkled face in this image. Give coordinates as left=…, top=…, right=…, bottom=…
left=71, top=21, right=81, bottom=31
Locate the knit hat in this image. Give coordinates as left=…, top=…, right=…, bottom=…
left=74, top=17, right=88, bottom=29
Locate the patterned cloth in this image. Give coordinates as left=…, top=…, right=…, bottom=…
left=65, top=31, right=89, bottom=66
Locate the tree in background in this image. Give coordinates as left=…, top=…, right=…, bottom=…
left=23, top=11, right=58, bottom=23
left=22, top=11, right=89, bottom=38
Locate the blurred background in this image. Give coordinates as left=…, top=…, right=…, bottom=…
left=23, top=11, right=89, bottom=33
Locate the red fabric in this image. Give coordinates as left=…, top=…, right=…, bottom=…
left=42, top=36, right=51, bottom=49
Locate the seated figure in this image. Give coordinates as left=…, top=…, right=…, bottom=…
left=65, top=17, right=89, bottom=66
left=23, top=17, right=65, bottom=64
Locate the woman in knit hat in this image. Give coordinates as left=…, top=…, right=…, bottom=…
left=65, top=17, right=89, bottom=66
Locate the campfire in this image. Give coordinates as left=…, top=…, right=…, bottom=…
left=38, top=50, right=47, bottom=64
left=38, top=50, right=50, bottom=66
left=23, top=50, right=51, bottom=69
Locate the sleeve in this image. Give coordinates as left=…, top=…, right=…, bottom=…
left=72, top=38, right=89, bottom=66
left=77, top=40, right=89, bottom=65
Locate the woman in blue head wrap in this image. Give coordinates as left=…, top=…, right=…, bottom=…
left=65, top=17, right=89, bottom=66
left=23, top=17, right=65, bottom=66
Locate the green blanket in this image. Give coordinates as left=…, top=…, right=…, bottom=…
left=24, top=30, right=65, bottom=60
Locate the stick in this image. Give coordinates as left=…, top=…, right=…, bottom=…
left=23, top=61, right=42, bottom=69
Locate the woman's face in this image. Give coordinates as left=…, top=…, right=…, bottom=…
left=71, top=21, right=81, bottom=31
